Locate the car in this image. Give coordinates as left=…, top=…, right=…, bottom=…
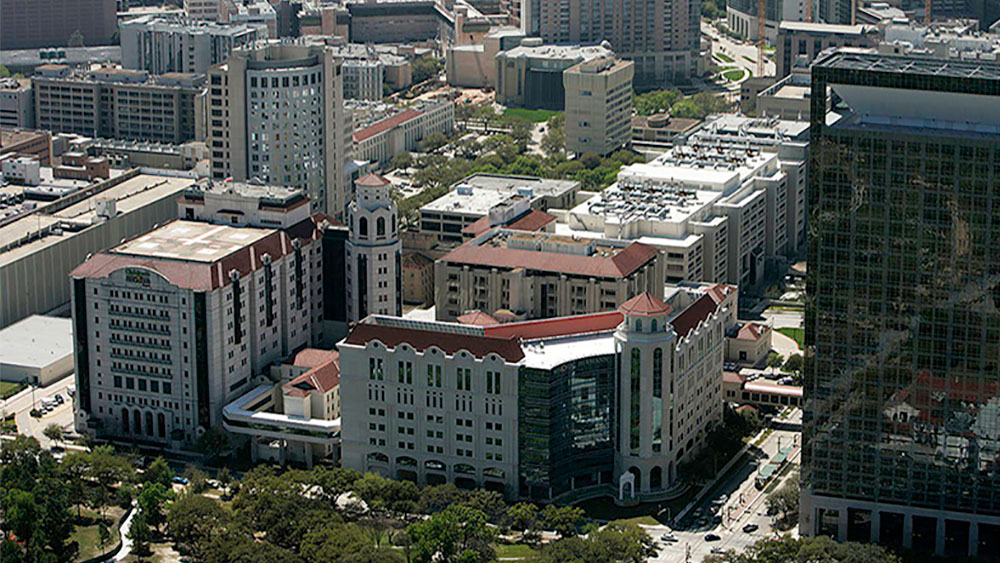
left=711, top=547, right=726, bottom=554
left=660, top=534, right=678, bottom=542
left=743, top=523, right=759, bottom=533
left=172, top=476, right=189, bottom=485
left=704, top=533, right=721, bottom=542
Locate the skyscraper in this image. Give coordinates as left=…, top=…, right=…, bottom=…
left=206, top=41, right=348, bottom=219
left=802, top=49, right=1000, bottom=557
left=520, top=0, right=699, bottom=87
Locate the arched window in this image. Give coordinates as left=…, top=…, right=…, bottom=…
left=133, top=410, right=142, bottom=435
left=145, top=412, right=154, bottom=436
left=359, top=216, right=368, bottom=237
left=377, top=216, right=385, bottom=237
left=650, top=466, right=662, bottom=489
left=158, top=413, right=166, bottom=438
left=635, top=319, right=642, bottom=331
left=628, top=466, right=641, bottom=490
left=121, top=408, right=130, bottom=433
left=651, top=319, right=658, bottom=332
left=391, top=214, right=397, bottom=234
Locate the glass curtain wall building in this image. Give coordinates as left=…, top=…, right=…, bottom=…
left=802, top=50, right=1000, bottom=558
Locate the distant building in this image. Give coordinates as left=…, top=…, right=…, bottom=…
left=351, top=100, right=454, bottom=167
left=563, top=57, right=634, bottom=156
left=495, top=40, right=615, bottom=110
left=343, top=59, right=384, bottom=101
left=0, top=128, right=51, bottom=165
left=346, top=174, right=402, bottom=322
left=402, top=252, right=434, bottom=305
left=0, top=46, right=123, bottom=76
left=327, top=42, right=414, bottom=92
left=32, top=65, right=204, bottom=144
left=631, top=113, right=702, bottom=146
left=726, top=0, right=809, bottom=43
left=435, top=229, right=664, bottom=321
left=0, top=170, right=197, bottom=328
left=446, top=27, right=525, bottom=88
left=340, top=286, right=729, bottom=501
left=120, top=15, right=266, bottom=75
left=724, top=321, right=772, bottom=366
left=0, top=78, right=34, bottom=129
left=206, top=41, right=348, bottom=218
left=0, top=315, right=73, bottom=386
left=184, top=0, right=226, bottom=21
left=0, top=0, right=117, bottom=50
left=230, top=0, right=278, bottom=37
left=418, top=174, right=580, bottom=245
left=71, top=215, right=331, bottom=447
left=776, top=22, right=879, bottom=78
left=84, top=139, right=209, bottom=172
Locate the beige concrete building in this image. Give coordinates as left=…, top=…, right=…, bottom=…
left=0, top=129, right=51, bottom=165
left=184, top=0, right=226, bottom=21
left=32, top=65, right=204, bottom=144
left=71, top=216, right=330, bottom=447
left=402, top=252, right=434, bottom=305
left=445, top=27, right=525, bottom=88
left=495, top=40, right=614, bottom=110
left=120, top=15, right=266, bottom=75
left=0, top=315, right=73, bottom=386
left=725, top=321, right=772, bottom=366
left=0, top=170, right=197, bottom=328
left=776, top=21, right=879, bottom=78
left=434, top=229, right=665, bottom=321
left=351, top=100, right=455, bottom=168
left=563, top=57, right=634, bottom=156
left=206, top=41, right=348, bottom=219
left=0, top=78, right=34, bottom=129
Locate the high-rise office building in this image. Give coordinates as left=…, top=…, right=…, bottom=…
left=563, top=56, right=634, bottom=155
left=802, top=50, right=1000, bottom=558
left=520, top=0, right=699, bottom=86
left=120, top=16, right=266, bottom=75
left=206, top=41, right=348, bottom=219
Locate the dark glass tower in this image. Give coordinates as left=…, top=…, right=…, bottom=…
left=803, top=50, right=1000, bottom=558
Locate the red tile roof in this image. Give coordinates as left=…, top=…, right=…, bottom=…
left=736, top=322, right=767, bottom=341
left=291, top=348, right=340, bottom=369
left=456, top=311, right=499, bottom=326
left=356, top=173, right=390, bottom=187
left=283, top=353, right=340, bottom=398
left=670, top=294, right=718, bottom=338
left=461, top=210, right=556, bottom=237
left=70, top=213, right=330, bottom=291
left=619, top=293, right=672, bottom=317
left=352, top=109, right=423, bottom=142
left=723, top=370, right=746, bottom=385
left=706, top=284, right=735, bottom=304
left=344, top=323, right=525, bottom=362
left=440, top=240, right=659, bottom=278
left=483, top=311, right=623, bottom=340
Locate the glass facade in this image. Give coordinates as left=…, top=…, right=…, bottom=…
left=518, top=355, right=615, bottom=499
left=630, top=348, right=641, bottom=452
left=806, top=61, right=1000, bottom=522
left=653, top=348, right=663, bottom=453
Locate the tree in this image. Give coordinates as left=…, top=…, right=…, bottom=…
left=420, top=131, right=449, bottom=153
left=507, top=502, right=540, bottom=543
left=217, top=466, right=233, bottom=496
left=144, top=456, right=174, bottom=488
left=412, top=56, right=443, bottom=84
left=98, top=518, right=112, bottom=552
left=0, top=65, right=10, bottom=78
left=633, top=89, right=682, bottom=116
left=43, top=423, right=63, bottom=447
left=784, top=354, right=804, bottom=384
left=692, top=91, right=731, bottom=115
left=540, top=522, right=654, bottom=563
left=539, top=505, right=585, bottom=538
left=461, top=489, right=507, bottom=525
left=507, top=119, right=532, bottom=149
left=418, top=483, right=465, bottom=514
left=766, top=474, right=800, bottom=530
left=407, top=505, right=495, bottom=563
left=669, top=98, right=702, bottom=119
left=196, top=426, right=231, bottom=460
left=766, top=352, right=784, bottom=375
left=137, top=482, right=174, bottom=532
left=128, top=511, right=152, bottom=556
left=167, top=494, right=228, bottom=558
left=301, top=522, right=404, bottom=563
left=391, top=151, right=413, bottom=171
left=704, top=534, right=901, bottom=563
left=185, top=463, right=210, bottom=493
left=540, top=119, right=566, bottom=155
left=352, top=472, right=420, bottom=516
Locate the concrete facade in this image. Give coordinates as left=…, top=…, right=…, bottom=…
left=0, top=0, right=117, bottom=50
left=351, top=100, right=455, bottom=168
left=120, top=16, right=266, bottom=75
left=563, top=57, right=634, bottom=156
left=0, top=78, right=34, bottom=129
left=0, top=315, right=73, bottom=386
left=346, top=174, right=402, bottom=322
left=776, top=21, right=879, bottom=78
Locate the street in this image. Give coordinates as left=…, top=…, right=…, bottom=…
left=644, top=409, right=801, bottom=562
left=2, top=376, right=75, bottom=448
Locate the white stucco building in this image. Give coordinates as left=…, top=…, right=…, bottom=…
left=346, top=174, right=402, bottom=322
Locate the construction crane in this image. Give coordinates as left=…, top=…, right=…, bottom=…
left=757, top=0, right=766, bottom=76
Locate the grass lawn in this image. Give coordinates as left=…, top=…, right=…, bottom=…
left=722, top=69, right=745, bottom=81
left=612, top=515, right=661, bottom=526
left=503, top=108, right=560, bottom=123
left=575, top=491, right=691, bottom=525
left=776, top=327, right=804, bottom=349
left=495, top=543, right=542, bottom=559
left=0, top=381, right=26, bottom=400
left=715, top=52, right=734, bottom=63
left=70, top=507, right=124, bottom=561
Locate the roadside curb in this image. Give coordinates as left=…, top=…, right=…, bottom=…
left=673, top=428, right=767, bottom=525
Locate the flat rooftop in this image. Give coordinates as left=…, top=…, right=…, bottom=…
left=113, top=221, right=274, bottom=263
left=502, top=42, right=614, bottom=62
left=0, top=315, right=72, bottom=369
left=692, top=114, right=810, bottom=142
left=422, top=174, right=578, bottom=215
left=779, top=21, right=870, bottom=35
left=521, top=331, right=616, bottom=369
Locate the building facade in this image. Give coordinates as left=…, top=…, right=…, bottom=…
left=347, top=174, right=402, bottom=322
left=563, top=57, right=634, bottom=156
left=521, top=0, right=700, bottom=87
left=434, top=229, right=664, bottom=322
left=339, top=287, right=728, bottom=500
left=351, top=100, right=455, bottom=167
left=0, top=0, right=117, bottom=50
left=120, top=16, right=266, bottom=75
left=206, top=41, right=348, bottom=219
left=801, top=50, right=1000, bottom=557
left=495, top=41, right=614, bottom=110
left=33, top=65, right=204, bottom=144
left=70, top=216, right=330, bottom=447
left=0, top=78, right=34, bottom=129
left=343, top=59, right=384, bottom=101
left=776, top=21, right=879, bottom=78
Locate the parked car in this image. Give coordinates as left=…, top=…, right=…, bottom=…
left=660, top=534, right=678, bottom=542
left=172, top=476, right=189, bottom=485
left=711, top=547, right=726, bottom=554
left=53, top=394, right=64, bottom=404
left=743, top=523, right=759, bottom=533
left=705, top=533, right=721, bottom=542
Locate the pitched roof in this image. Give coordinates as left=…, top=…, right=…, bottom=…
left=619, top=293, right=672, bottom=317
left=356, top=173, right=390, bottom=187
left=456, top=311, right=499, bottom=326
left=440, top=240, right=659, bottom=278
left=737, top=322, right=767, bottom=341
left=290, top=348, right=340, bottom=369
left=352, top=108, right=423, bottom=142
left=723, top=370, right=746, bottom=385
left=461, top=209, right=556, bottom=236
left=706, top=284, right=735, bottom=304
left=483, top=311, right=623, bottom=340
left=344, top=323, right=525, bottom=362
left=670, top=294, right=718, bottom=338
left=283, top=352, right=340, bottom=398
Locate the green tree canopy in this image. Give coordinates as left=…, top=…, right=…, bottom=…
left=407, top=505, right=496, bottom=563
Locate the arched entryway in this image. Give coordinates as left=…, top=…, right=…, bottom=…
left=650, top=466, right=662, bottom=489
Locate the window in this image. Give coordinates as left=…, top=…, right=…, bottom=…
left=427, top=365, right=442, bottom=387
left=369, top=357, right=384, bottom=380
left=397, top=361, right=413, bottom=384
left=486, top=371, right=501, bottom=395
left=456, top=368, right=472, bottom=391
left=359, top=216, right=368, bottom=237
